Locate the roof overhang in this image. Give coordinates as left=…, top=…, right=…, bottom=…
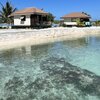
left=9, top=12, right=49, bottom=17
left=61, top=16, right=91, bottom=19
left=61, top=12, right=91, bottom=19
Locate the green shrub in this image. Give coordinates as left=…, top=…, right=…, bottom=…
left=76, top=19, right=85, bottom=27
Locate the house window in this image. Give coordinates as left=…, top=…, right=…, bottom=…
left=20, top=15, right=26, bottom=24
left=20, top=15, right=26, bottom=21
left=71, top=18, right=77, bottom=22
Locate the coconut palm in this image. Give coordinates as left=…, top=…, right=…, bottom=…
left=0, top=1, right=17, bottom=24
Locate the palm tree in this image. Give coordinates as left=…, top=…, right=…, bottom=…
left=0, top=1, right=17, bottom=24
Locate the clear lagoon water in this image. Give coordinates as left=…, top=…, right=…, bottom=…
left=0, top=35, right=100, bottom=100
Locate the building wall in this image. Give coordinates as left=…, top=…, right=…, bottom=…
left=14, top=15, right=31, bottom=26
left=63, top=18, right=78, bottom=26
left=64, top=18, right=72, bottom=22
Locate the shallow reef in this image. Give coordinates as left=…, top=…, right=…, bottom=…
left=1, top=57, right=100, bottom=100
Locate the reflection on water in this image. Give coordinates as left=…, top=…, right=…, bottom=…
left=63, top=36, right=100, bottom=75
left=62, top=37, right=88, bottom=48
left=0, top=36, right=100, bottom=100
left=0, top=49, right=26, bottom=65
left=31, top=44, right=52, bottom=60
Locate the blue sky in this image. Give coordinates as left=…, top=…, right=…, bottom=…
left=0, top=0, right=100, bottom=20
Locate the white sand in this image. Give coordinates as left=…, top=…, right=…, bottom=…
left=0, top=27, right=100, bottom=51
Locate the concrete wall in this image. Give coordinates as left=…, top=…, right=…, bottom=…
left=14, top=15, right=31, bottom=26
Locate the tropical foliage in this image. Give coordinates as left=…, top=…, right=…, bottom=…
left=47, top=13, right=54, bottom=22
left=76, top=19, right=85, bottom=27
left=93, top=20, right=100, bottom=26
left=0, top=1, right=17, bottom=23
left=53, top=20, right=60, bottom=24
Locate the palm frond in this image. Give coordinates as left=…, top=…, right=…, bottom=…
left=0, top=1, right=16, bottom=23
left=13, top=8, right=17, bottom=12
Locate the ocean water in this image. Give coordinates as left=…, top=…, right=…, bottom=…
left=0, top=35, right=100, bottom=100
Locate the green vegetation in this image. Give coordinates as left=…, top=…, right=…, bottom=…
left=93, top=20, right=100, bottom=26
left=76, top=19, right=85, bottom=27
left=53, top=20, right=60, bottom=24
left=47, top=13, right=54, bottom=22
left=0, top=1, right=17, bottom=24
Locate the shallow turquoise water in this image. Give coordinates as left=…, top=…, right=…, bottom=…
left=62, top=36, right=100, bottom=75
left=0, top=35, right=100, bottom=100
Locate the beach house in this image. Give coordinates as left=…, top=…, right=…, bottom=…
left=61, top=12, right=91, bottom=27
left=9, top=7, right=52, bottom=28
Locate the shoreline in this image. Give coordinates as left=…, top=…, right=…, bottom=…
left=0, top=27, right=100, bottom=51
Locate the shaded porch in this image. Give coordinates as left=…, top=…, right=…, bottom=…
left=31, top=14, right=51, bottom=28
left=71, top=18, right=90, bottom=22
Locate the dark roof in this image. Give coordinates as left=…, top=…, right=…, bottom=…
left=9, top=7, right=48, bottom=16
left=61, top=12, right=91, bottom=18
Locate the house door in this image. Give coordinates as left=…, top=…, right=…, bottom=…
left=31, top=15, right=39, bottom=26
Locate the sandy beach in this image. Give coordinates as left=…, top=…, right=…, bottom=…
left=0, top=27, right=100, bottom=51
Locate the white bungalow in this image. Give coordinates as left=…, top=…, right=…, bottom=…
left=61, top=12, right=91, bottom=26
left=9, top=7, right=51, bottom=28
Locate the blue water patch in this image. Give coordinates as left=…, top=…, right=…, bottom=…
left=0, top=35, right=100, bottom=100
left=62, top=36, right=100, bottom=75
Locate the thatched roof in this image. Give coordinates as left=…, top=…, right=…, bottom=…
left=9, top=7, right=48, bottom=16
left=61, top=12, right=91, bottom=19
